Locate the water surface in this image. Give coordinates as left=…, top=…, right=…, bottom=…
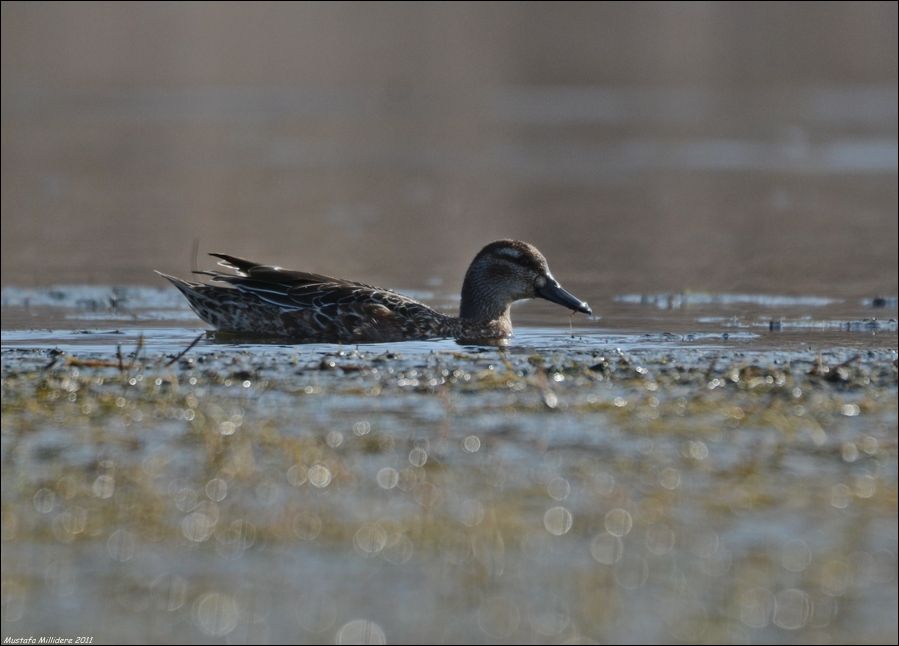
left=2, top=4, right=897, bottom=644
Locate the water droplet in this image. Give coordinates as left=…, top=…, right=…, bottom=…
left=590, top=532, right=623, bottom=565
left=292, top=512, right=322, bottom=541
left=604, top=508, right=633, bottom=537
left=543, top=506, right=573, bottom=536
left=195, top=592, right=239, bottom=636
left=542, top=390, right=559, bottom=409
left=773, top=588, right=811, bottom=630
left=819, top=559, right=850, bottom=596
left=182, top=511, right=216, bottom=542
left=614, top=553, right=649, bottom=590
left=591, top=472, right=615, bottom=496
left=308, top=464, right=332, bottom=488
left=376, top=467, right=399, bottom=490
left=853, top=474, right=876, bottom=498
left=859, top=435, right=879, bottom=455
left=659, top=467, right=680, bottom=490
left=781, top=539, right=812, bottom=572
left=809, top=593, right=838, bottom=628
left=205, top=478, right=227, bottom=502
left=462, top=435, right=481, bottom=453
left=739, top=587, right=773, bottom=628
left=381, top=533, right=414, bottom=565
left=840, top=403, right=860, bottom=416
left=287, top=464, right=308, bottom=487
left=830, top=483, right=851, bottom=508
left=688, top=440, right=709, bottom=460
left=841, top=442, right=859, bottom=462
left=51, top=509, right=86, bottom=543
left=32, top=488, right=56, bottom=513
left=547, top=477, right=571, bottom=501
left=214, top=518, right=256, bottom=559
left=150, top=573, right=188, bottom=612
left=336, top=619, right=386, bottom=645
left=92, top=475, right=115, bottom=499
left=353, top=523, right=388, bottom=556
left=408, top=447, right=428, bottom=467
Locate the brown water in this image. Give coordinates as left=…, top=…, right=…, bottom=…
left=2, top=3, right=897, bottom=306
left=2, top=4, right=898, bottom=645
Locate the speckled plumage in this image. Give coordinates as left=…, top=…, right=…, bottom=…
left=158, top=240, right=591, bottom=344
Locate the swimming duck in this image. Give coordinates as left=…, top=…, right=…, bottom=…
left=157, top=239, right=591, bottom=344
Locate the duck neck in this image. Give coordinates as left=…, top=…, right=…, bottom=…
left=454, top=302, right=513, bottom=343
left=459, top=275, right=512, bottom=324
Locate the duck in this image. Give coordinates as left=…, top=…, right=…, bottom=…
left=157, top=239, right=592, bottom=344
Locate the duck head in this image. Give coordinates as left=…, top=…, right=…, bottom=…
left=459, top=240, right=592, bottom=322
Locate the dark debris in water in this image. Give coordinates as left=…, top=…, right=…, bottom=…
left=866, top=296, right=898, bottom=309
left=616, top=292, right=838, bottom=309
left=1, top=285, right=188, bottom=310
left=764, top=318, right=897, bottom=332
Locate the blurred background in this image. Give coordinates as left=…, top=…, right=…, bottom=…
left=2, top=2, right=897, bottom=304
left=2, top=6, right=898, bottom=644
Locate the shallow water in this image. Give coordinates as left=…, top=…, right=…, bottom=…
left=2, top=285, right=897, bottom=643
left=2, top=282, right=895, bottom=352
left=2, top=3, right=898, bottom=643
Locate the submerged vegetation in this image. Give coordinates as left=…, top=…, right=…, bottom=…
left=2, top=332, right=896, bottom=643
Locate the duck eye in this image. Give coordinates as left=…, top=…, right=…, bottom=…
left=534, top=275, right=547, bottom=289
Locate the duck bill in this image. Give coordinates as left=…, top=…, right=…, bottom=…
left=537, top=279, right=592, bottom=315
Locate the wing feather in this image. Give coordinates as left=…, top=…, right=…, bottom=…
left=196, top=255, right=442, bottom=328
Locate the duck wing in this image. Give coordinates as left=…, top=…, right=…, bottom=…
left=196, top=253, right=355, bottom=308
left=197, top=254, right=448, bottom=341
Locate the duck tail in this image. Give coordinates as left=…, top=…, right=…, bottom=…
left=207, top=253, right=259, bottom=276
left=154, top=270, right=202, bottom=296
